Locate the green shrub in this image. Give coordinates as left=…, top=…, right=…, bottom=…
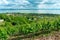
left=0, top=14, right=60, bottom=39
left=0, top=27, right=8, bottom=40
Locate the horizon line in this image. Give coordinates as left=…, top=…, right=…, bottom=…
left=0, top=9, right=60, bottom=10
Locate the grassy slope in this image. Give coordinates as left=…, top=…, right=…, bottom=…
left=0, top=13, right=60, bottom=40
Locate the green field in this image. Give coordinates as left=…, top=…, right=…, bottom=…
left=0, top=13, right=60, bottom=40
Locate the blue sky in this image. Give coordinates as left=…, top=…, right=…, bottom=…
left=0, top=0, right=60, bottom=10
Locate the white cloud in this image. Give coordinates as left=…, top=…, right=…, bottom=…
left=38, top=0, right=60, bottom=9
left=40, top=0, right=47, bottom=4
left=0, top=0, right=9, bottom=5
left=0, top=0, right=60, bottom=9
left=0, top=0, right=30, bottom=9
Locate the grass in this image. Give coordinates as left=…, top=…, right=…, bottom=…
left=0, top=13, right=59, bottom=40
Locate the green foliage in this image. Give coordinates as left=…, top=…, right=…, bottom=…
left=0, top=14, right=60, bottom=40
left=0, top=27, right=8, bottom=40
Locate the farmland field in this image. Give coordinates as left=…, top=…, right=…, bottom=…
left=0, top=13, right=60, bottom=40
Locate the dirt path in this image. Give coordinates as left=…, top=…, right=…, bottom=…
left=22, top=31, right=60, bottom=40
left=8, top=31, right=60, bottom=40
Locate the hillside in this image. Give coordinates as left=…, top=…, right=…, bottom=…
left=0, top=13, right=60, bottom=40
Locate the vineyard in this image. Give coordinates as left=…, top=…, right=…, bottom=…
left=0, top=13, right=60, bottom=40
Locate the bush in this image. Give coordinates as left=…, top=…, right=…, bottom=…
left=0, top=27, right=8, bottom=40
left=0, top=14, right=60, bottom=39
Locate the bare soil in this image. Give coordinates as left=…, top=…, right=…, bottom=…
left=8, top=31, right=60, bottom=40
